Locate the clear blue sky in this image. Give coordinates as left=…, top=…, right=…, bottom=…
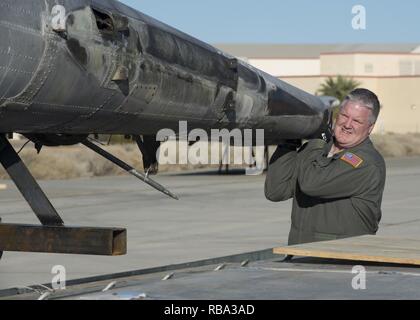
left=119, top=0, right=420, bottom=44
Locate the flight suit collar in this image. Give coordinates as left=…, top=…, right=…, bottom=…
left=324, top=137, right=372, bottom=159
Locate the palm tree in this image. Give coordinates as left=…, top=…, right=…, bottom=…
left=317, top=75, right=361, bottom=102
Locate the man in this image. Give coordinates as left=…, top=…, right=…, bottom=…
left=265, top=88, right=386, bottom=245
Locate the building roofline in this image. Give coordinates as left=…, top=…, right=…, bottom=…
left=213, top=43, right=420, bottom=59
left=246, top=57, right=321, bottom=60
left=279, top=75, right=420, bottom=79
left=321, top=52, right=420, bottom=56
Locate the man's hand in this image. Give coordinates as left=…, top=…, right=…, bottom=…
left=314, top=109, right=333, bottom=142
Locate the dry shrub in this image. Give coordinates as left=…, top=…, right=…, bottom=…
left=0, top=133, right=418, bottom=180
left=0, top=142, right=222, bottom=180
left=0, top=144, right=143, bottom=180
left=371, top=133, right=420, bottom=157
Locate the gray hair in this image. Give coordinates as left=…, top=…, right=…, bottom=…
left=341, top=88, right=381, bottom=125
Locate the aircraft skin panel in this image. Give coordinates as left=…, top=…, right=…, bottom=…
left=0, top=0, right=329, bottom=142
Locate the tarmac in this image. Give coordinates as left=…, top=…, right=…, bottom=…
left=0, top=156, right=419, bottom=293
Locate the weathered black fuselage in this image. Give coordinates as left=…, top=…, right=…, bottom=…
left=0, top=0, right=329, bottom=143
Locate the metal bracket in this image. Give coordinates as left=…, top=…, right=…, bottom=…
left=112, top=65, right=129, bottom=81
left=0, top=135, right=127, bottom=257
left=0, top=135, right=64, bottom=226
left=134, top=135, right=160, bottom=175
left=82, top=138, right=178, bottom=200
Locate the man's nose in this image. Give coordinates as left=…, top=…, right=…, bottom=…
left=343, top=118, right=353, bottom=128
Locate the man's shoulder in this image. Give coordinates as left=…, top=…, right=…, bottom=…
left=301, top=139, right=326, bottom=152
left=349, top=139, right=386, bottom=171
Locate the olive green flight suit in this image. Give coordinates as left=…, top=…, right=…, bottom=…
left=265, top=138, right=386, bottom=245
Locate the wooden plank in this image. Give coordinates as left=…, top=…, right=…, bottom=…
left=0, top=224, right=127, bottom=256
left=273, top=235, right=420, bottom=266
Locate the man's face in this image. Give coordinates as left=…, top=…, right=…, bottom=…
left=333, top=101, right=375, bottom=149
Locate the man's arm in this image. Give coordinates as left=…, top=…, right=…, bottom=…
left=264, top=144, right=299, bottom=202
left=297, top=154, right=383, bottom=200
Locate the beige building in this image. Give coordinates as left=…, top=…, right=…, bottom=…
left=215, top=44, right=420, bottom=134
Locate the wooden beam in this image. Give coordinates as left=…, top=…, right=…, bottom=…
left=0, top=224, right=126, bottom=256
left=274, top=235, right=420, bottom=266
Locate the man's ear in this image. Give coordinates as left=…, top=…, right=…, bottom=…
left=368, top=123, right=375, bottom=134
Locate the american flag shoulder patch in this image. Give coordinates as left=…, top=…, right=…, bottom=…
left=340, top=152, right=363, bottom=168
